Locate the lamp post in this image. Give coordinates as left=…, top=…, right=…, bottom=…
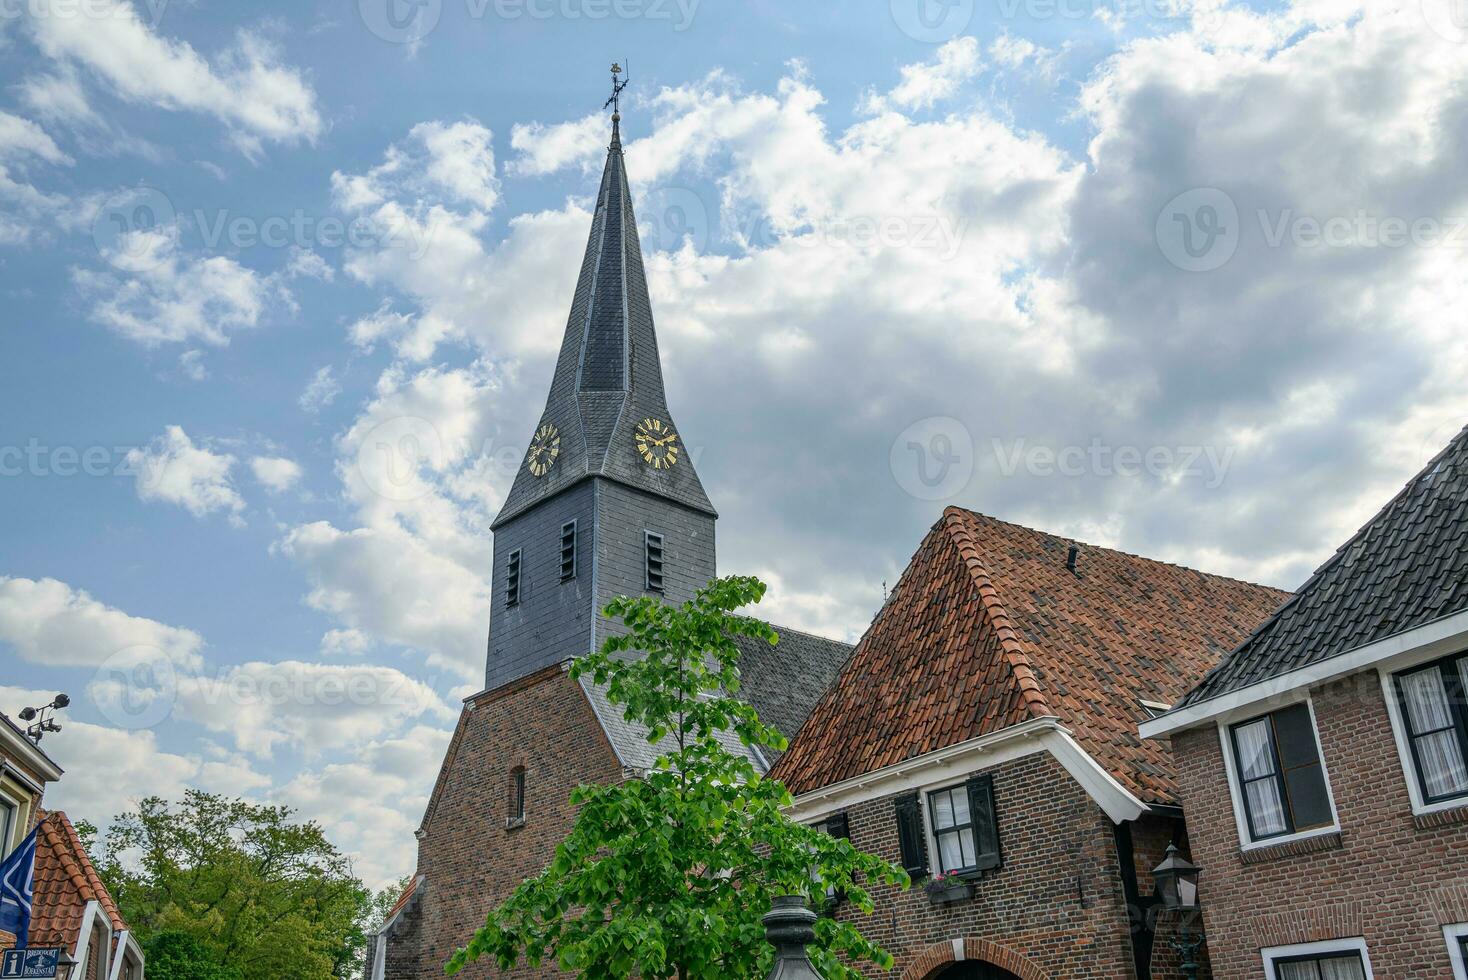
left=1152, top=843, right=1202, bottom=980
left=54, top=950, right=77, bottom=980
left=763, top=896, right=824, bottom=979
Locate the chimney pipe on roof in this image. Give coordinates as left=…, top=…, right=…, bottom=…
left=1066, top=544, right=1080, bottom=574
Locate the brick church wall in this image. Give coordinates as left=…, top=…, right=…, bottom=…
left=1171, top=669, right=1468, bottom=978
left=410, top=664, right=624, bottom=979
left=829, top=751, right=1151, bottom=979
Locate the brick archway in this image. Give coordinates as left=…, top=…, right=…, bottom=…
left=901, top=939, right=1051, bottom=980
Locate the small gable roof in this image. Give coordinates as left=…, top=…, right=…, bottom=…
left=771, top=507, right=1287, bottom=804
left=1179, top=423, right=1468, bottom=708
left=30, top=810, right=126, bottom=950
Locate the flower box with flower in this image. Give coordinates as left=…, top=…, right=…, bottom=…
left=922, top=871, right=975, bottom=905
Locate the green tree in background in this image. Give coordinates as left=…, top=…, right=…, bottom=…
left=450, top=575, right=907, bottom=979
left=90, top=792, right=372, bottom=980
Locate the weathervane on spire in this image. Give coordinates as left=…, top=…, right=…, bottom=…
left=604, top=62, right=628, bottom=121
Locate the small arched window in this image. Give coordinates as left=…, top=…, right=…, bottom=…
left=507, top=766, right=527, bottom=828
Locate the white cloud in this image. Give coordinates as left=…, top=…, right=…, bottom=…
left=862, top=37, right=983, bottom=113
left=250, top=455, right=302, bottom=494
left=0, top=110, right=71, bottom=165
left=0, top=576, right=204, bottom=668
left=177, top=349, right=208, bottom=381
left=508, top=112, right=605, bottom=176
left=299, top=365, right=341, bottom=413
left=126, top=425, right=244, bottom=521
left=77, top=229, right=283, bottom=346
left=26, top=0, right=322, bottom=154
left=174, top=660, right=453, bottom=758
left=321, top=628, right=370, bottom=656
left=330, top=119, right=499, bottom=213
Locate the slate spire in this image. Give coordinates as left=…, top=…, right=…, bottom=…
left=492, top=93, right=714, bottom=528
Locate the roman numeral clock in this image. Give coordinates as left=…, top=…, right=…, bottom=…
left=635, top=417, right=679, bottom=469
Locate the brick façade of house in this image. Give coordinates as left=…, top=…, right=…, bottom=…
left=1141, top=423, right=1468, bottom=980
left=771, top=506, right=1288, bottom=979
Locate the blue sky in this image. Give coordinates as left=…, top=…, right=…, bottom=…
left=3, top=0, right=1467, bottom=890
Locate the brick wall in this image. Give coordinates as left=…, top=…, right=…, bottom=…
left=829, top=752, right=1154, bottom=980
left=1171, top=669, right=1468, bottom=978
left=405, top=665, right=625, bottom=979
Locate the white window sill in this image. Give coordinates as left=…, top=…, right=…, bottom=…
left=1240, top=823, right=1340, bottom=853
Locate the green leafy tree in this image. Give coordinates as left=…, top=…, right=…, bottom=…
left=91, top=792, right=372, bottom=980
left=142, top=931, right=242, bottom=980
left=450, top=575, right=907, bottom=979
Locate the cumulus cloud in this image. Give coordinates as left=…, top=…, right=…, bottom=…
left=25, top=0, right=321, bottom=154
left=174, top=660, right=453, bottom=758
left=250, top=455, right=302, bottom=494
left=126, top=425, right=244, bottom=521
left=0, top=576, right=204, bottom=668
left=300, top=10, right=1468, bottom=662
left=299, top=365, right=341, bottom=413
left=76, top=228, right=285, bottom=347
left=863, top=37, right=983, bottom=112
left=508, top=112, right=605, bottom=176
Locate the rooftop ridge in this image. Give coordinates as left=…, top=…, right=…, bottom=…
left=940, top=509, right=1050, bottom=719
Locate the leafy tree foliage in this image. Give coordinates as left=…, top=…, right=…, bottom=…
left=450, top=575, right=907, bottom=979
left=142, top=931, right=242, bottom=980
left=91, top=792, right=372, bottom=980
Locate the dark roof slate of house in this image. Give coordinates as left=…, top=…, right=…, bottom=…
left=1179, top=423, right=1468, bottom=707
left=732, top=626, right=854, bottom=763
left=771, top=507, right=1287, bottom=804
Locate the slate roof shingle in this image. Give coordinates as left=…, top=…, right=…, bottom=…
left=771, top=507, right=1288, bottom=805
left=1179, top=423, right=1468, bottom=707
left=582, top=623, right=853, bottom=772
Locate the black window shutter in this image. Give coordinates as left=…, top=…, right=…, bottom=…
left=894, top=793, right=928, bottom=881
left=1273, top=703, right=1333, bottom=829
left=966, top=774, right=1001, bottom=871
left=825, top=812, right=849, bottom=840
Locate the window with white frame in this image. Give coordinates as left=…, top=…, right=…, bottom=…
left=1446, top=923, right=1468, bottom=980
left=925, top=775, right=1000, bottom=875
left=1228, top=702, right=1333, bottom=842
left=0, top=794, right=14, bottom=859
left=1263, top=938, right=1372, bottom=980
left=1392, top=653, right=1468, bottom=806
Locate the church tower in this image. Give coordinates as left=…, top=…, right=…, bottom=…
left=366, top=77, right=853, bottom=980
left=485, top=90, right=717, bottom=691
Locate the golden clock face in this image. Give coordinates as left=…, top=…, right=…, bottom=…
left=634, top=417, right=680, bottom=469
left=527, top=423, right=560, bottom=477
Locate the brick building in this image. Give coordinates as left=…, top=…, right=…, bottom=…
left=1141, top=425, right=1468, bottom=979
left=1, top=707, right=144, bottom=979
left=770, top=507, right=1286, bottom=979
left=365, top=107, right=852, bottom=979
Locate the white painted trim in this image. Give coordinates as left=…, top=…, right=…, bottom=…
left=371, top=934, right=387, bottom=980
left=0, top=783, right=22, bottom=858
left=1216, top=695, right=1340, bottom=851
left=0, top=722, right=63, bottom=783
left=1378, top=662, right=1468, bottom=817
left=107, top=931, right=144, bottom=980
left=1142, top=608, right=1468, bottom=738
left=1261, top=936, right=1374, bottom=979
left=1446, top=923, right=1468, bottom=980
left=785, top=717, right=1147, bottom=826
left=68, top=900, right=113, bottom=980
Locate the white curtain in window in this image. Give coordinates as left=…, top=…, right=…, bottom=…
left=1236, top=720, right=1288, bottom=836
left=938, top=832, right=963, bottom=872
left=1402, top=669, right=1468, bottom=797
left=1319, top=955, right=1366, bottom=980
left=1276, top=962, right=1319, bottom=980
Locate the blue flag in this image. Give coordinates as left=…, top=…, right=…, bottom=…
left=0, top=822, right=38, bottom=948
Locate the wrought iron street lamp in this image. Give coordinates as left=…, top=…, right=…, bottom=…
left=54, top=950, right=77, bottom=980
left=1152, top=843, right=1202, bottom=979
left=764, top=896, right=823, bottom=979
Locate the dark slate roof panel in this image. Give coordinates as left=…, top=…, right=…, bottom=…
left=1180, top=423, right=1468, bottom=706
left=494, top=120, right=714, bottom=527
left=732, top=626, right=855, bottom=763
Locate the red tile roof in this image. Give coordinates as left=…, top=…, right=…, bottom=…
left=384, top=875, right=418, bottom=921
left=771, top=507, right=1288, bottom=804
left=28, top=810, right=126, bottom=950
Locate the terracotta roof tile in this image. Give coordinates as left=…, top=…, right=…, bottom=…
left=771, top=508, right=1288, bottom=804
left=29, top=810, right=127, bottom=949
